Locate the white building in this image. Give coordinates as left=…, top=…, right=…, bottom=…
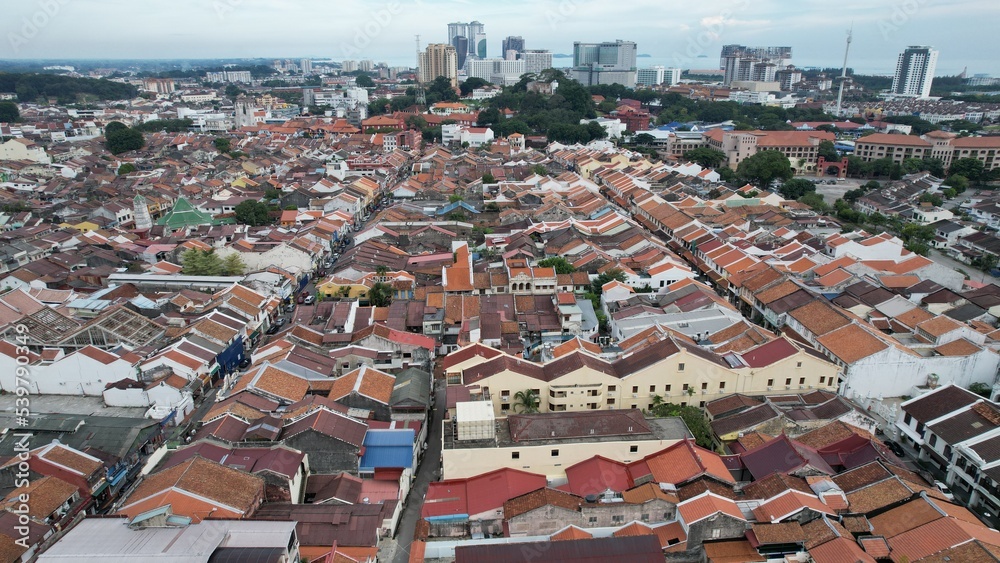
left=442, top=124, right=495, bottom=147
left=465, top=58, right=526, bottom=86
left=637, top=66, right=680, bottom=87
left=580, top=117, right=625, bottom=139
left=0, top=138, right=51, bottom=163
left=518, top=49, right=553, bottom=75
left=892, top=45, right=938, bottom=98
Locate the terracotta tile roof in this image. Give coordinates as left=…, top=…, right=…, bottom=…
left=34, top=442, right=102, bottom=477
left=816, top=324, right=889, bottom=364
left=917, top=315, right=963, bottom=337
left=677, top=493, right=745, bottom=525
left=869, top=497, right=943, bottom=538
left=787, top=300, right=850, bottom=337
left=621, top=482, right=679, bottom=505
left=935, top=338, right=983, bottom=356
left=2, top=476, right=77, bottom=519
left=232, top=364, right=310, bottom=403
left=120, top=457, right=264, bottom=516
left=752, top=521, right=805, bottom=545
left=845, top=477, right=914, bottom=513
left=551, top=525, right=593, bottom=541
left=802, top=517, right=853, bottom=550
left=329, top=366, right=396, bottom=404
left=613, top=521, right=657, bottom=538
left=752, top=490, right=836, bottom=523
left=809, top=537, right=876, bottom=563
left=503, top=487, right=582, bottom=520
left=741, top=472, right=813, bottom=500
left=703, top=539, right=766, bottom=562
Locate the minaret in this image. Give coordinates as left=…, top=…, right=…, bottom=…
left=134, top=194, right=153, bottom=231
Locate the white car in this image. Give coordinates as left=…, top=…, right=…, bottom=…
left=934, top=481, right=955, bottom=501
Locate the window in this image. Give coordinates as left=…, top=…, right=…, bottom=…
left=820, top=376, right=826, bottom=384
left=630, top=445, right=638, bottom=453
left=701, top=382, right=708, bottom=390
left=641, top=513, right=649, bottom=521
left=767, top=379, right=774, bottom=387
left=904, top=413, right=912, bottom=425
left=678, top=363, right=685, bottom=371
left=665, top=385, right=671, bottom=392
left=511, top=452, right=520, bottom=459
left=719, top=382, right=726, bottom=390
left=501, top=403, right=510, bottom=411
left=785, top=378, right=792, bottom=386
left=650, top=385, right=656, bottom=392
left=607, top=398, right=615, bottom=405
left=683, top=384, right=689, bottom=391
left=612, top=515, right=624, bottom=523
left=551, top=449, right=559, bottom=457
left=796, top=361, right=802, bottom=368
left=632, top=386, right=639, bottom=393
left=589, top=516, right=598, bottom=523
left=929, top=434, right=938, bottom=447
left=631, top=404, right=637, bottom=409
left=699, top=401, right=706, bottom=408
left=608, top=385, right=616, bottom=392
left=799, top=377, right=806, bottom=385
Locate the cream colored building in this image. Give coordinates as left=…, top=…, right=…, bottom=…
left=419, top=43, right=459, bottom=87
left=0, top=138, right=51, bottom=163
left=450, top=334, right=841, bottom=419
left=442, top=408, right=689, bottom=480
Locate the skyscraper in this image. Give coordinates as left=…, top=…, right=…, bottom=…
left=892, top=45, right=938, bottom=98
left=719, top=45, right=791, bottom=86
left=502, top=36, right=525, bottom=58
left=300, top=59, right=313, bottom=75
left=419, top=43, right=459, bottom=87
left=570, top=40, right=637, bottom=87
left=447, top=21, right=487, bottom=61
left=518, top=49, right=553, bottom=76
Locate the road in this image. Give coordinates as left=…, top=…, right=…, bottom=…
left=929, top=248, right=1000, bottom=285
left=390, top=378, right=446, bottom=563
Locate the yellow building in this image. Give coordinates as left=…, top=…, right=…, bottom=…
left=449, top=332, right=841, bottom=419
left=61, top=221, right=100, bottom=233
left=317, top=278, right=370, bottom=299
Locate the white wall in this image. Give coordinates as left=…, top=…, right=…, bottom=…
left=0, top=352, right=137, bottom=396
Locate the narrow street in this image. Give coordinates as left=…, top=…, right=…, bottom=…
left=389, top=378, right=446, bottom=563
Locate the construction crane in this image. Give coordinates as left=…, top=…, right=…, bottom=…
left=835, top=26, right=853, bottom=118
left=414, top=34, right=426, bottom=106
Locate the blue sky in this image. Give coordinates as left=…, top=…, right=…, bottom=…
left=3, top=0, right=997, bottom=75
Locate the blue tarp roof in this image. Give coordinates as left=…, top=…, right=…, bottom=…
left=360, top=429, right=415, bottom=470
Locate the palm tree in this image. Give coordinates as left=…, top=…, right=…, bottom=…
left=512, top=389, right=540, bottom=414
left=368, top=281, right=393, bottom=307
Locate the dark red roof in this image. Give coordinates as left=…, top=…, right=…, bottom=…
left=455, top=535, right=664, bottom=563
left=740, top=338, right=798, bottom=368
left=422, top=468, right=546, bottom=518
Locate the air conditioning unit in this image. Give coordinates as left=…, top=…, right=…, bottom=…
left=632, top=394, right=639, bottom=398
left=501, top=397, right=509, bottom=402
left=799, top=385, right=806, bottom=389
left=785, top=386, right=792, bottom=390
left=766, top=386, right=772, bottom=391
left=701, top=390, right=707, bottom=395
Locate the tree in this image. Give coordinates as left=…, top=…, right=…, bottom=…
left=779, top=178, right=817, bottom=200
left=482, top=173, right=496, bottom=184
left=799, top=192, right=828, bottom=212
left=220, top=253, right=246, bottom=276
left=367, top=281, right=393, bottom=307
left=105, top=126, right=145, bottom=155
left=116, top=163, right=136, bottom=175
left=0, top=102, right=19, bottom=122
left=181, top=249, right=224, bottom=276
left=354, top=74, right=375, bottom=88
left=214, top=137, right=231, bottom=153
left=950, top=158, right=985, bottom=183
left=970, top=382, right=992, bottom=398
left=224, top=84, right=244, bottom=99
left=736, top=150, right=793, bottom=189
left=685, top=147, right=727, bottom=168
left=512, top=389, right=540, bottom=414
left=634, top=133, right=656, bottom=146
left=459, top=77, right=489, bottom=96
left=531, top=164, right=548, bottom=176
left=946, top=174, right=969, bottom=193
left=591, top=268, right=628, bottom=295
left=918, top=192, right=943, bottom=207
left=538, top=257, right=576, bottom=275
left=647, top=396, right=714, bottom=449
left=972, top=253, right=999, bottom=274
left=817, top=140, right=840, bottom=163
left=234, top=200, right=272, bottom=226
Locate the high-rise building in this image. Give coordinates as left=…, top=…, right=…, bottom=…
left=892, top=45, right=938, bottom=98
left=775, top=66, right=803, bottom=91
left=300, top=59, right=313, bottom=75
left=663, top=67, right=681, bottom=87
left=465, top=58, right=526, bottom=85
left=570, top=40, right=637, bottom=87
left=419, top=43, right=459, bottom=87
left=719, top=45, right=791, bottom=70
left=518, top=49, right=553, bottom=76
left=448, top=21, right=487, bottom=61
left=636, top=66, right=681, bottom=87
left=341, top=60, right=359, bottom=73
left=502, top=36, right=525, bottom=57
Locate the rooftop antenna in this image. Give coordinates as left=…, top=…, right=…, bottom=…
left=414, top=34, right=427, bottom=106
left=835, top=25, right=853, bottom=118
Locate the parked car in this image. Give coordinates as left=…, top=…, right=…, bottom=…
left=296, top=293, right=305, bottom=304
left=934, top=481, right=955, bottom=501
left=238, top=357, right=251, bottom=369
left=303, top=294, right=315, bottom=305
left=882, top=439, right=905, bottom=457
